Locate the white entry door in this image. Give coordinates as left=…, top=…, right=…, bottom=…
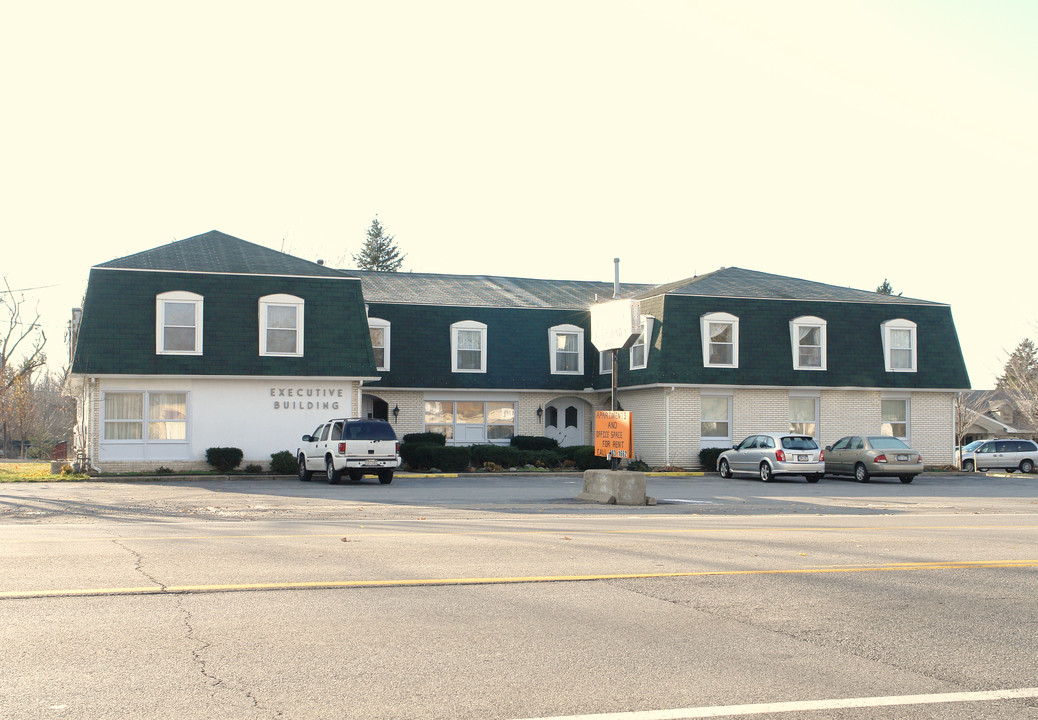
left=545, top=400, right=584, bottom=447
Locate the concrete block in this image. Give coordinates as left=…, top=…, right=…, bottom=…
left=579, top=469, right=651, bottom=506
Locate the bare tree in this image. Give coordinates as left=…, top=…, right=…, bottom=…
left=1, top=276, right=47, bottom=393
left=996, top=338, right=1038, bottom=433
left=955, top=390, right=993, bottom=449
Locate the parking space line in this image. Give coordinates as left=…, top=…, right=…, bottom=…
left=507, top=687, right=1038, bottom=719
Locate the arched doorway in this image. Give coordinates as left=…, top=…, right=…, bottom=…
left=545, top=397, right=586, bottom=447
left=362, top=394, right=389, bottom=421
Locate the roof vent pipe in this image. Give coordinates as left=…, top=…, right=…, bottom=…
left=613, top=258, right=620, bottom=298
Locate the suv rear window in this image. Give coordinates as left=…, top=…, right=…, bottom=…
left=781, top=436, right=818, bottom=450
left=344, top=421, right=397, bottom=441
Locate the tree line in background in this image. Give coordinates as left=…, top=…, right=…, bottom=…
left=1, top=278, right=72, bottom=459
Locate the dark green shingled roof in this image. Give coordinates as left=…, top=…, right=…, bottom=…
left=340, top=270, right=651, bottom=309
left=637, top=267, right=945, bottom=306
left=98, top=230, right=346, bottom=278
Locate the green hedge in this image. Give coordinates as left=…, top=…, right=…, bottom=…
left=400, top=443, right=471, bottom=472
left=698, top=447, right=726, bottom=472
left=206, top=447, right=243, bottom=472
left=568, top=446, right=610, bottom=471
left=510, top=436, right=561, bottom=452
left=270, top=450, right=298, bottom=475
left=402, top=432, right=447, bottom=446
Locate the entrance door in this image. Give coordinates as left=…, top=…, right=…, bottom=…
left=545, top=400, right=584, bottom=447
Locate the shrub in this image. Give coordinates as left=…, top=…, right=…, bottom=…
left=244, top=463, right=263, bottom=474
left=627, top=458, right=651, bottom=472
left=698, top=447, right=726, bottom=472
left=155, top=466, right=173, bottom=475
left=569, top=446, right=610, bottom=471
left=510, top=436, right=560, bottom=452
left=401, top=443, right=471, bottom=472
left=470, top=444, right=522, bottom=468
left=519, top=449, right=565, bottom=468
left=206, top=447, right=243, bottom=472
left=269, top=450, right=298, bottom=475
left=403, top=432, right=447, bottom=446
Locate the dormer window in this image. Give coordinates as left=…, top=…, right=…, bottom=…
left=790, top=316, right=827, bottom=370
left=549, top=324, right=584, bottom=375
left=156, top=291, right=203, bottom=355
left=701, top=312, right=739, bottom=368
left=451, top=320, right=487, bottom=373
left=881, top=319, right=917, bottom=372
left=259, top=294, right=304, bottom=357
left=368, top=317, right=391, bottom=371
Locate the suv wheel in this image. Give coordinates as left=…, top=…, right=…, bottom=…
left=298, top=455, right=312, bottom=482
left=326, top=457, right=342, bottom=484
left=962, top=459, right=975, bottom=472
left=378, top=470, right=394, bottom=485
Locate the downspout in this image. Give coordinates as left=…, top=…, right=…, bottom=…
left=665, top=386, right=675, bottom=466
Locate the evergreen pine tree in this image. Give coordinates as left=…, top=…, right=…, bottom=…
left=876, top=279, right=894, bottom=295
left=996, top=339, right=1038, bottom=393
left=353, top=217, right=405, bottom=272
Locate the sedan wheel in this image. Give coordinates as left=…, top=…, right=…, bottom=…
left=298, top=455, right=312, bottom=482
left=326, top=458, right=342, bottom=485
left=1020, top=459, right=1035, bottom=474
left=718, top=459, right=733, bottom=479
left=900, top=475, right=915, bottom=484
left=855, top=463, right=870, bottom=483
left=759, top=463, right=773, bottom=482
left=806, top=474, right=821, bottom=483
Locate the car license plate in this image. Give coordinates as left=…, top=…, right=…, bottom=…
left=363, top=461, right=378, bottom=467
left=897, top=455, right=908, bottom=462
left=797, top=454, right=808, bottom=462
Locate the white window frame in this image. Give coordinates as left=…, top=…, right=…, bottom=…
left=600, top=350, right=613, bottom=375
left=259, top=294, right=304, bottom=357
left=156, top=291, right=203, bottom=356
left=881, top=318, right=917, bottom=373
left=789, top=394, right=820, bottom=438
left=701, top=312, right=739, bottom=368
left=102, top=391, right=189, bottom=444
left=630, top=316, right=655, bottom=370
left=790, top=316, right=826, bottom=371
left=880, top=395, right=910, bottom=441
left=368, top=317, right=391, bottom=371
left=549, top=324, right=584, bottom=375
left=451, top=320, right=487, bottom=373
left=700, top=393, right=733, bottom=448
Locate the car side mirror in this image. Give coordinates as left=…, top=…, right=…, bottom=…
left=825, top=446, right=832, bottom=451
left=301, top=435, right=311, bottom=442
left=732, top=444, right=738, bottom=450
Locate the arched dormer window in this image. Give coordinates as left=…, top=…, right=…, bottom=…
left=259, top=294, right=304, bottom=357
left=156, top=291, right=203, bottom=355
left=700, top=312, right=739, bottom=368
left=790, top=316, right=827, bottom=370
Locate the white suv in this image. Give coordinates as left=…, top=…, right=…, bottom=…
left=297, top=419, right=401, bottom=484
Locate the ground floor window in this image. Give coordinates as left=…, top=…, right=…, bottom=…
left=700, top=394, right=731, bottom=447
left=881, top=398, right=909, bottom=440
left=425, top=399, right=516, bottom=444
left=104, top=391, right=187, bottom=442
left=789, top=396, right=818, bottom=438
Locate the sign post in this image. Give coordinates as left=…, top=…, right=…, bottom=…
left=590, top=298, right=641, bottom=470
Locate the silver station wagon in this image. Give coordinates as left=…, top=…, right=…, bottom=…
left=717, top=433, right=824, bottom=483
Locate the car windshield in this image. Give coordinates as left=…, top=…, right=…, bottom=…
left=781, top=436, right=818, bottom=450
left=868, top=437, right=909, bottom=450
left=961, top=440, right=984, bottom=451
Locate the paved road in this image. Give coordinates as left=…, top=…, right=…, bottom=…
left=2, top=473, right=1037, bottom=719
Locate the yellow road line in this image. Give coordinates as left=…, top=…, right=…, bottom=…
left=3, top=559, right=1037, bottom=600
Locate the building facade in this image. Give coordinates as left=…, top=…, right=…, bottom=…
left=70, top=232, right=971, bottom=472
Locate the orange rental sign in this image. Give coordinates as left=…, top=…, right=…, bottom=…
left=594, top=411, right=633, bottom=459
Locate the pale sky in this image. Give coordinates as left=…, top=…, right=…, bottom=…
left=3, top=1, right=1036, bottom=387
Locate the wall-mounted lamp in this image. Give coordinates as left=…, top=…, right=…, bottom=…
left=536, top=405, right=543, bottom=421
left=392, top=404, right=400, bottom=420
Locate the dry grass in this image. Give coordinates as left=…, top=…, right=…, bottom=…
left=0, top=462, right=90, bottom=482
